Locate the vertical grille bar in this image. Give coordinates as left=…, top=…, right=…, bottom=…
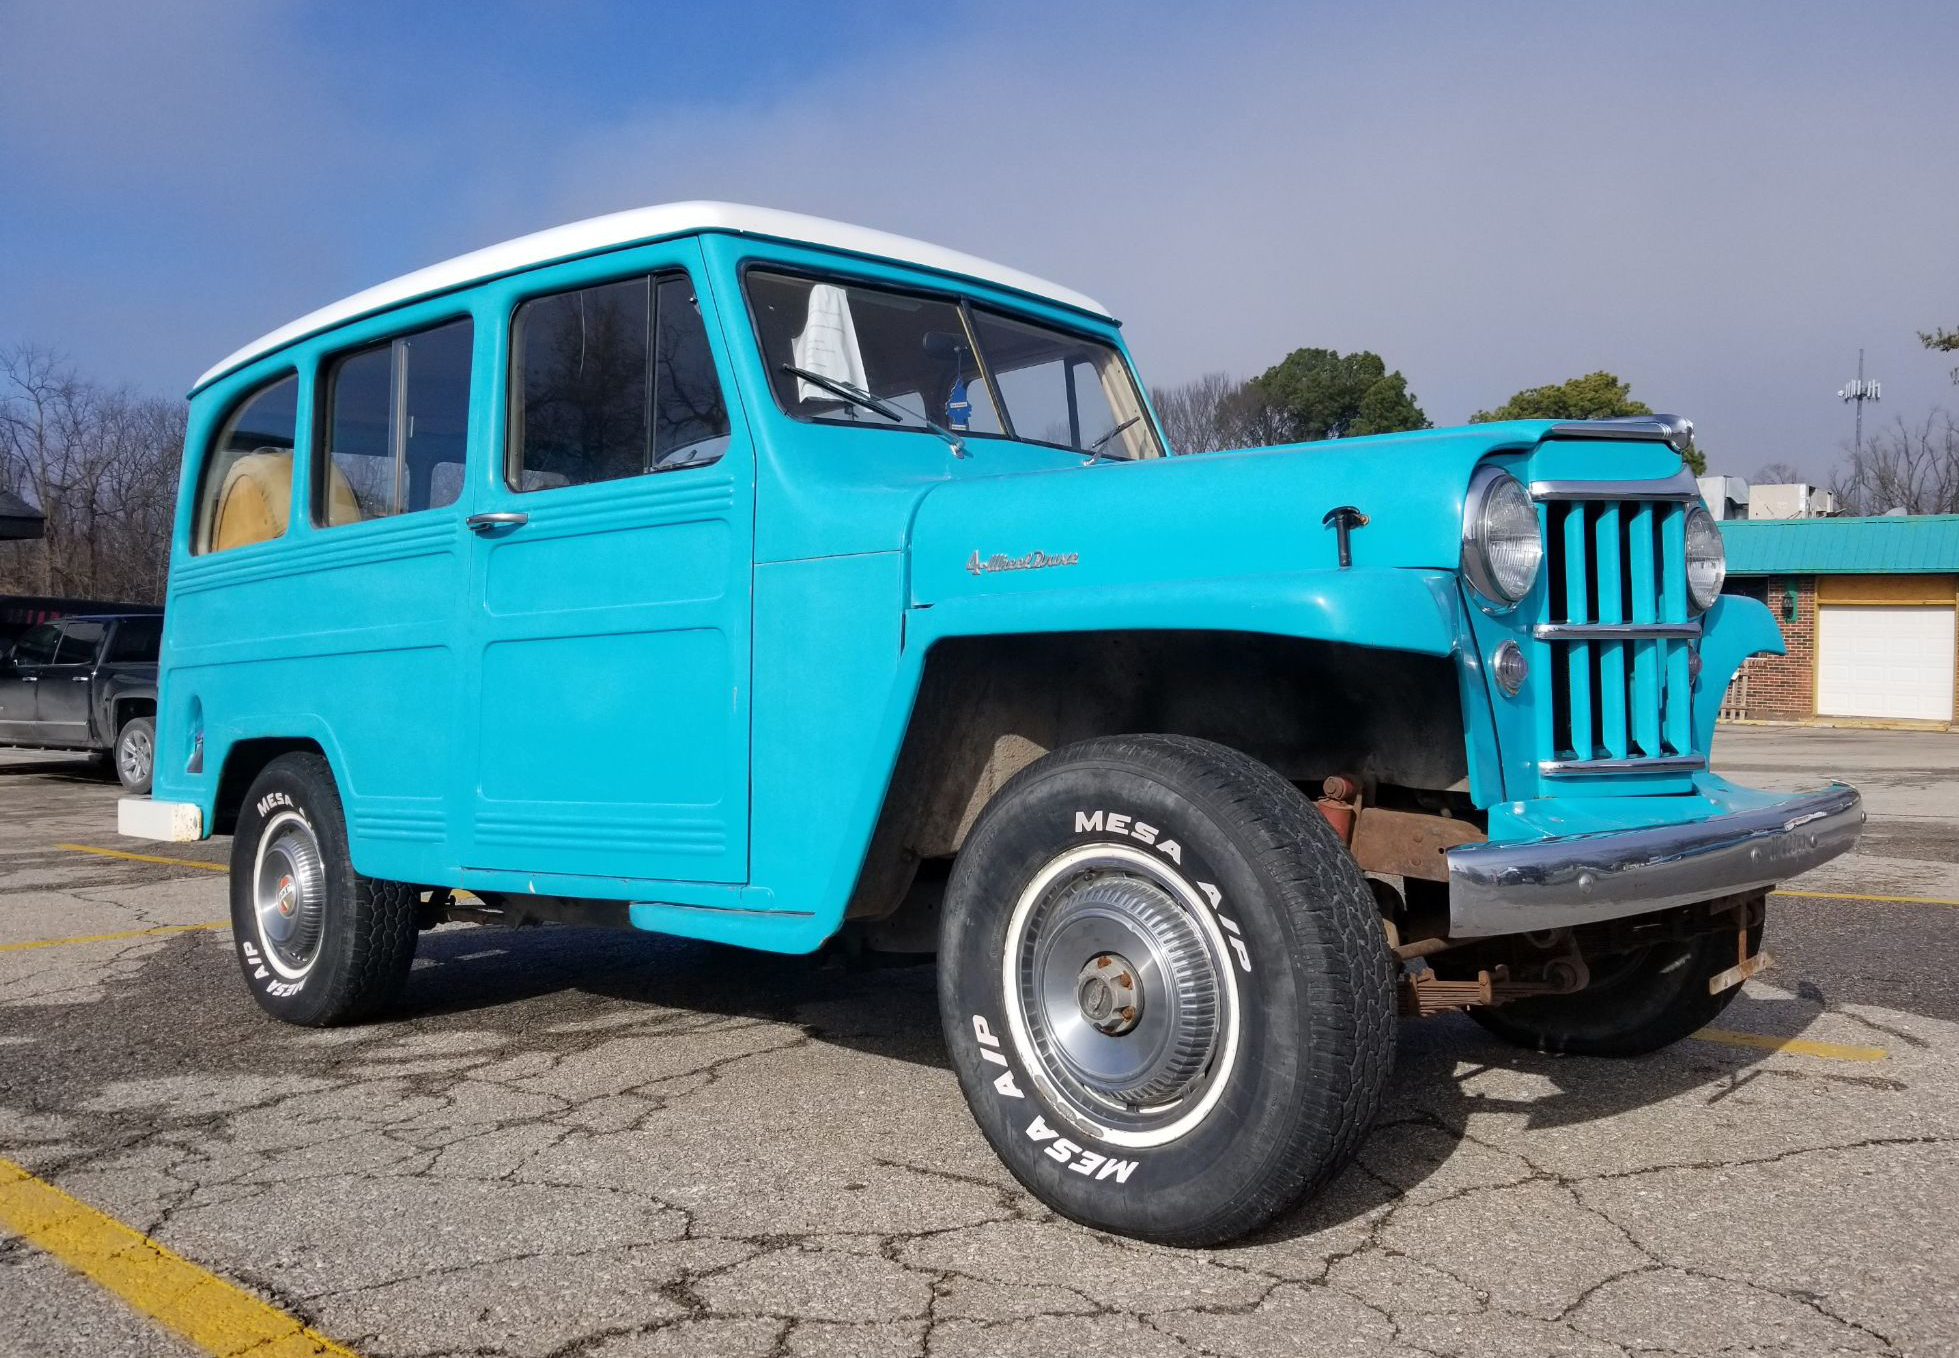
left=1626, top=501, right=1660, bottom=755
left=1562, top=503, right=1593, bottom=759
left=1593, top=502, right=1628, bottom=757
left=1660, top=501, right=1691, bottom=753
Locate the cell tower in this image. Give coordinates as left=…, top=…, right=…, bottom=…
left=1837, top=349, right=1880, bottom=455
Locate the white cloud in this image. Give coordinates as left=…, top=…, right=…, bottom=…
left=3, top=0, right=1955, bottom=478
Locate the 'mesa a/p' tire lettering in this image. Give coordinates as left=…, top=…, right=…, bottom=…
left=239, top=938, right=305, bottom=998
left=1073, top=809, right=1253, bottom=974
left=1024, top=1114, right=1139, bottom=1182
left=970, top=1014, right=1140, bottom=1184
left=939, top=734, right=1394, bottom=1246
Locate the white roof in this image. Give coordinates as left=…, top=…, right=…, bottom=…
left=194, top=201, right=1113, bottom=392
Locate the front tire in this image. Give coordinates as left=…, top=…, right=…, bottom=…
left=229, top=752, right=418, bottom=1026
left=1470, top=922, right=1759, bottom=1057
left=114, top=717, right=154, bottom=794
left=939, top=735, right=1395, bottom=1246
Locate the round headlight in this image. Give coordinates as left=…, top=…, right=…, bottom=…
left=1684, top=504, right=1726, bottom=611
left=1462, top=468, right=1543, bottom=604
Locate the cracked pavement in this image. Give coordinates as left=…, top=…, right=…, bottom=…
left=2, top=726, right=1956, bottom=1358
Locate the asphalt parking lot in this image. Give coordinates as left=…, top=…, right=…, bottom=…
left=2, top=726, right=1955, bottom=1358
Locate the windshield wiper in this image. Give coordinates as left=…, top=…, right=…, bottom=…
left=780, top=364, right=967, bottom=458
left=1083, top=415, right=1140, bottom=463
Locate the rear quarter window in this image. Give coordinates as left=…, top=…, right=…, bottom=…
left=106, top=617, right=161, bottom=663
left=193, top=373, right=300, bottom=554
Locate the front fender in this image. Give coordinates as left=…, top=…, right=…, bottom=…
left=907, top=567, right=1461, bottom=657
left=1693, top=595, right=1784, bottom=751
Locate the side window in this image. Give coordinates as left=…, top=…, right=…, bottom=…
left=193, top=373, right=300, bottom=554
left=11, top=622, right=61, bottom=666
left=54, top=620, right=105, bottom=665
left=508, top=272, right=728, bottom=491
left=106, top=617, right=162, bottom=663
left=320, top=317, right=473, bottom=525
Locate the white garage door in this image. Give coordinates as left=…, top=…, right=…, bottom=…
left=1816, top=604, right=1956, bottom=721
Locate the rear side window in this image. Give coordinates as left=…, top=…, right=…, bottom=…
left=55, top=620, right=105, bottom=664
left=319, top=318, right=474, bottom=525
left=106, top=617, right=161, bottom=662
left=193, top=373, right=299, bottom=554
left=508, top=272, right=729, bottom=492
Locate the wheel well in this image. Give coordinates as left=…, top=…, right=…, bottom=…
left=212, top=737, right=325, bottom=835
left=112, top=696, right=156, bottom=730
left=846, top=630, right=1467, bottom=921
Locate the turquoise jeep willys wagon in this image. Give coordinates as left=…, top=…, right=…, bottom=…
left=121, top=203, right=1861, bottom=1244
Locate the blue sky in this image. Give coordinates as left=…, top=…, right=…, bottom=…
left=2, top=0, right=1955, bottom=480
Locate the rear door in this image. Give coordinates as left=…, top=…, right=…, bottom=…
left=36, top=619, right=106, bottom=742
left=460, top=243, right=753, bottom=886
left=0, top=621, right=62, bottom=742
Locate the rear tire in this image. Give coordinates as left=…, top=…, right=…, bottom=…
left=114, top=717, right=154, bottom=794
left=229, top=752, right=417, bottom=1026
left=939, top=734, right=1395, bottom=1246
left=1470, top=923, right=1759, bottom=1057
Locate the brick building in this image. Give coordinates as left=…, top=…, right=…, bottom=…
left=1718, top=514, right=1959, bottom=728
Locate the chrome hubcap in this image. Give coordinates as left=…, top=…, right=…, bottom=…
left=1013, top=857, right=1226, bottom=1121
left=254, top=812, right=326, bottom=978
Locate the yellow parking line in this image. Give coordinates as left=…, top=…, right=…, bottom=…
left=56, top=842, right=226, bottom=872
left=1774, top=887, right=1959, bottom=908
left=1693, top=1027, right=1887, bottom=1061
left=0, top=921, right=228, bottom=953
left=0, top=1156, right=359, bottom=1357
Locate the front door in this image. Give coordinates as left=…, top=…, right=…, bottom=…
left=461, top=245, right=752, bottom=886
left=0, top=620, right=61, bottom=742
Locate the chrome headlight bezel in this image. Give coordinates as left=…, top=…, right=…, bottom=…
left=1461, top=466, right=1544, bottom=608
left=1684, top=503, right=1726, bottom=612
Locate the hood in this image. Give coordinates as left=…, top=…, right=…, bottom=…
left=908, top=422, right=1550, bottom=605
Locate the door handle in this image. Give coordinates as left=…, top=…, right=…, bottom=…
left=466, top=511, right=529, bottom=534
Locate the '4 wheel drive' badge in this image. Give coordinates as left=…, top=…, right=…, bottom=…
left=967, top=549, right=1080, bottom=575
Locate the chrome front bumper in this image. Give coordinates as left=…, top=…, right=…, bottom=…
left=1445, top=783, right=1863, bottom=938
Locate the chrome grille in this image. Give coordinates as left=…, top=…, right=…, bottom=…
left=1532, top=482, right=1702, bottom=775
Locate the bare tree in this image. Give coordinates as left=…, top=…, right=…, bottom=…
left=0, top=344, right=185, bottom=601
left=1753, top=461, right=1804, bottom=484
left=1151, top=372, right=1290, bottom=453
left=1152, top=371, right=1238, bottom=453
left=1828, top=410, right=1959, bottom=516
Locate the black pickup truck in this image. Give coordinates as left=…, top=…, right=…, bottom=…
left=0, top=612, right=161, bottom=792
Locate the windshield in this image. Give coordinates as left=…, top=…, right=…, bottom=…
left=745, top=270, right=1162, bottom=459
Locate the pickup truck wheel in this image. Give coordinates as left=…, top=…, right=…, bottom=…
left=939, top=734, right=1395, bottom=1247
left=1469, top=922, right=1759, bottom=1057
left=114, top=717, right=155, bottom=794
left=229, top=752, right=417, bottom=1026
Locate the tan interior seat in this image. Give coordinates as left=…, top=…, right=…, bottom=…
left=211, top=450, right=363, bottom=551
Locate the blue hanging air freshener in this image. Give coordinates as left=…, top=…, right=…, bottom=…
left=947, top=377, right=972, bottom=431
